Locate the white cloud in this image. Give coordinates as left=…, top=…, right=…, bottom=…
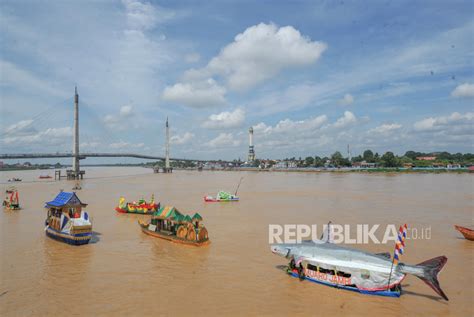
left=182, top=23, right=327, bottom=91
left=3, top=119, right=35, bottom=136
left=104, top=105, right=136, bottom=130
left=162, top=78, right=227, bottom=108
left=202, top=108, right=245, bottom=129
left=338, top=94, right=354, bottom=106
left=109, top=141, right=145, bottom=149
left=2, top=127, right=72, bottom=145
left=80, top=142, right=101, bottom=149
left=122, top=0, right=176, bottom=31
left=254, top=115, right=328, bottom=135
left=451, top=83, right=474, bottom=98
left=413, top=112, right=474, bottom=133
left=170, top=132, right=194, bottom=145
left=206, top=133, right=241, bottom=148
left=184, top=52, right=200, bottom=63
left=369, top=123, right=402, bottom=135
left=332, top=111, right=358, bottom=128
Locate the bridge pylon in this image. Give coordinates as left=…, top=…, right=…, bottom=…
left=67, top=86, right=85, bottom=180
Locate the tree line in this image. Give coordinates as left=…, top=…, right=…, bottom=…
left=279, top=150, right=474, bottom=168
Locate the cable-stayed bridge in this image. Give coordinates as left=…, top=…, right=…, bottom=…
left=0, top=88, right=230, bottom=178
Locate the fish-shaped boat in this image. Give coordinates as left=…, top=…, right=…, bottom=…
left=204, top=191, right=239, bottom=202
left=138, top=206, right=209, bottom=246
left=115, top=195, right=159, bottom=214
left=454, top=225, right=474, bottom=241
left=3, top=189, right=21, bottom=210
left=271, top=227, right=448, bottom=300
left=44, top=191, right=92, bottom=245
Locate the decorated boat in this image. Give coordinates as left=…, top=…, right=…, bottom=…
left=204, top=177, right=243, bottom=202
left=44, top=191, right=92, bottom=245
left=454, top=225, right=474, bottom=241
left=138, top=205, right=209, bottom=246
left=3, top=189, right=21, bottom=210
left=204, top=191, right=239, bottom=202
left=115, top=195, right=159, bottom=214
left=271, top=224, right=448, bottom=300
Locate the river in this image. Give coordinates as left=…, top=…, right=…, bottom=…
left=1, top=167, right=472, bottom=316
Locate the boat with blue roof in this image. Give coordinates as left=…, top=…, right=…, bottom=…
left=44, top=191, right=92, bottom=245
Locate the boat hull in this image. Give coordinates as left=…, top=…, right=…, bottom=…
left=138, top=222, right=210, bottom=247
left=455, top=225, right=474, bottom=241
left=115, top=207, right=156, bottom=215
left=45, top=226, right=91, bottom=245
left=204, top=197, right=239, bottom=202
left=286, top=268, right=401, bottom=298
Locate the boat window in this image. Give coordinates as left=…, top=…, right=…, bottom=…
left=336, top=271, right=351, bottom=278
left=307, top=264, right=318, bottom=271
left=319, top=268, right=335, bottom=275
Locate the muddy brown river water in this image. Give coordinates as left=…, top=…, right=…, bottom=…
left=1, top=167, right=473, bottom=316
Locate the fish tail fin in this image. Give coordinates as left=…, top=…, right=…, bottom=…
left=414, top=256, right=449, bottom=301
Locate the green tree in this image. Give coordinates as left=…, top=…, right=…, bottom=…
left=374, top=152, right=380, bottom=163
left=363, top=150, right=374, bottom=162
left=314, top=156, right=324, bottom=167
left=304, top=156, right=314, bottom=167
left=253, top=159, right=261, bottom=167
left=351, top=155, right=363, bottom=163
left=381, top=151, right=400, bottom=167
left=331, top=151, right=344, bottom=167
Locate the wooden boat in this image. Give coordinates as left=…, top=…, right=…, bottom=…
left=204, top=191, right=239, bottom=202
left=8, top=178, right=21, bottom=182
left=454, top=225, right=474, bottom=241
left=138, top=206, right=210, bottom=246
left=3, top=189, right=21, bottom=210
left=115, top=195, right=159, bottom=214
left=44, top=191, right=92, bottom=245
left=39, top=175, right=52, bottom=179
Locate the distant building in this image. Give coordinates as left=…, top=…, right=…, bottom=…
left=274, top=161, right=297, bottom=169
left=352, top=161, right=377, bottom=168
left=416, top=156, right=436, bottom=161
left=0, top=161, right=3, bottom=168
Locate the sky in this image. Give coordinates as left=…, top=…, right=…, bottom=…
left=0, top=0, right=473, bottom=162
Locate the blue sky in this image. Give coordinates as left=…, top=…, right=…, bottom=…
left=0, top=0, right=473, bottom=162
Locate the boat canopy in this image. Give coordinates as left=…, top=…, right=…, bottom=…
left=153, top=206, right=183, bottom=220
left=45, top=191, right=87, bottom=208
left=217, top=191, right=232, bottom=199
left=192, top=213, right=203, bottom=221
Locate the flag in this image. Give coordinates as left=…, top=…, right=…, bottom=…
left=393, top=224, right=408, bottom=265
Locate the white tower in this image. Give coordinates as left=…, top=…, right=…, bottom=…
left=165, top=117, right=170, bottom=171
left=248, top=127, right=255, bottom=162
left=72, top=86, right=80, bottom=176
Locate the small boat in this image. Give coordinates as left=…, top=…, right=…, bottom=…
left=454, top=225, right=474, bottom=241
left=3, top=189, right=21, bottom=210
left=138, top=206, right=210, bottom=246
left=8, top=178, right=22, bottom=182
left=205, top=177, right=243, bottom=202
left=204, top=191, right=239, bottom=202
left=39, top=174, right=52, bottom=179
left=115, top=195, right=159, bottom=214
left=44, top=191, right=92, bottom=245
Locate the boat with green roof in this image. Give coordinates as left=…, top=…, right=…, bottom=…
left=138, top=205, right=210, bottom=246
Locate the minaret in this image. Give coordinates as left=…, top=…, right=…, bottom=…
left=248, top=126, right=255, bottom=162
left=72, top=86, right=80, bottom=176
left=165, top=117, right=170, bottom=171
